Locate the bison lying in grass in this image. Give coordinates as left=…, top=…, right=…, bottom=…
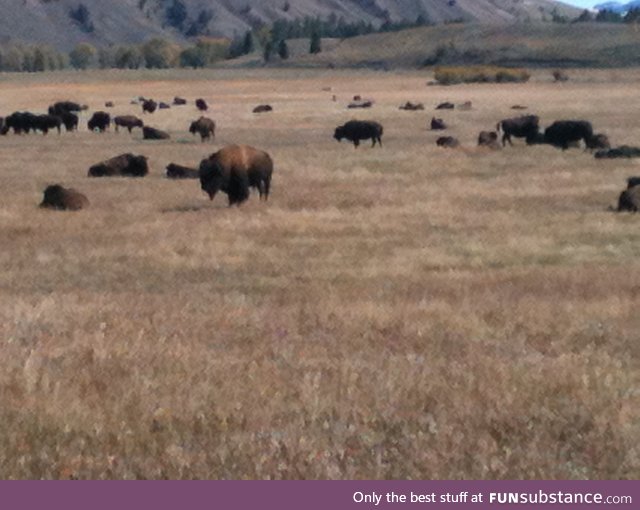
left=143, top=126, right=170, bottom=140
left=40, top=184, right=89, bottom=211
left=166, top=163, right=199, bottom=179
left=88, top=153, right=149, bottom=177
left=199, top=144, right=273, bottom=206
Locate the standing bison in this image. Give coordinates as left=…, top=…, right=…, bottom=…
left=114, top=115, right=144, bottom=133
left=88, top=112, right=111, bottom=132
left=48, top=101, right=86, bottom=116
left=617, top=184, right=640, bottom=212
left=40, top=184, right=89, bottom=211
left=199, top=144, right=273, bottom=206
left=334, top=120, right=383, bottom=148
left=544, top=120, right=593, bottom=150
left=497, top=115, right=540, bottom=146
left=60, top=112, right=79, bottom=132
left=430, top=117, right=447, bottom=130
left=88, top=153, right=149, bottom=177
left=189, top=117, right=216, bottom=142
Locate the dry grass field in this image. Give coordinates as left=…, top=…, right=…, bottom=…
left=1, top=68, right=639, bottom=479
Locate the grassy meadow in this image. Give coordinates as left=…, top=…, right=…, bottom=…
left=0, top=68, right=639, bottom=479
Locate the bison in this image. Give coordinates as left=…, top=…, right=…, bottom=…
left=595, top=146, right=640, bottom=159
left=88, top=153, right=149, bottom=177
left=142, top=99, right=157, bottom=114
left=34, top=114, right=62, bottom=135
left=199, top=144, right=273, bottom=206
left=88, top=112, right=111, bottom=132
left=114, top=115, right=144, bottom=133
left=436, top=136, right=459, bottom=148
left=348, top=100, right=373, bottom=109
left=544, top=120, right=593, bottom=150
left=436, top=102, right=455, bottom=110
left=166, top=163, right=199, bottom=179
left=496, top=115, right=540, bottom=146
left=189, top=117, right=216, bottom=142
left=48, top=101, right=86, bottom=116
left=40, top=184, right=89, bottom=211
left=253, top=104, right=273, bottom=113
left=196, top=98, right=208, bottom=111
left=142, top=126, right=170, bottom=140
left=617, top=185, right=640, bottom=212
left=159, top=102, right=171, bottom=110
left=478, top=131, right=500, bottom=149
left=60, top=112, right=79, bottom=132
left=399, top=102, right=424, bottom=111
left=334, top=120, right=383, bottom=148
left=586, top=133, right=611, bottom=151
left=5, top=112, right=38, bottom=134
left=173, top=97, right=187, bottom=105
left=105, top=101, right=114, bottom=108
left=430, top=117, right=447, bottom=130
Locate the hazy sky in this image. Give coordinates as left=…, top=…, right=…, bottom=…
left=563, top=0, right=597, bottom=6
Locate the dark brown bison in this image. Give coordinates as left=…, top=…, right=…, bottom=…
left=196, top=98, right=208, bottom=111
left=142, top=99, right=158, bottom=114
left=114, top=115, right=144, bottom=133
left=478, top=131, right=500, bottom=149
left=40, top=184, right=89, bottom=211
left=173, top=97, right=187, bottom=105
left=253, top=104, right=273, bottom=113
left=88, top=153, right=149, bottom=177
left=48, top=101, right=86, bottom=116
left=497, top=115, right=540, bottom=146
left=585, top=133, right=611, bottom=151
left=5, top=112, right=38, bottom=134
left=595, top=146, right=640, bottom=159
left=189, top=117, right=216, bottom=142
left=436, top=136, right=459, bottom=148
left=60, top=112, right=78, bottom=132
left=143, top=126, right=170, bottom=140
left=34, top=114, right=62, bottom=135
left=105, top=101, right=114, bottom=108
left=435, top=102, right=455, bottom=110
left=88, top=112, right=111, bottom=132
left=544, top=120, right=593, bottom=150
left=399, top=102, right=424, bottom=111
left=627, top=177, right=640, bottom=189
left=334, top=120, right=383, bottom=148
left=199, top=144, right=273, bottom=206
left=159, top=102, right=171, bottom=110
left=166, top=163, right=199, bottom=179
left=617, top=185, right=640, bottom=212
left=0, top=117, right=6, bottom=135
left=430, top=117, right=447, bottom=130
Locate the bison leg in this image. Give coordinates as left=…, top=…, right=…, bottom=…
left=353, top=139, right=360, bottom=148
left=377, top=136, right=382, bottom=147
left=259, top=178, right=270, bottom=201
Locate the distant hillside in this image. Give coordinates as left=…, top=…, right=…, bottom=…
left=269, top=22, right=640, bottom=69
left=0, top=0, right=580, bottom=51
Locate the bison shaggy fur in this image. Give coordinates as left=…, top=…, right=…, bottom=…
left=189, top=116, right=216, bottom=142
left=88, top=153, right=149, bottom=177
left=88, top=112, right=111, bottom=132
left=40, top=184, right=89, bottom=211
left=173, top=97, right=187, bottom=105
left=195, top=98, right=208, bottom=111
left=253, top=104, right=273, bottom=113
left=544, top=120, right=593, bottom=150
left=142, top=99, right=158, bottom=114
left=497, top=115, right=540, bottom=146
left=166, top=163, right=199, bottom=179
left=334, top=120, right=383, bottom=148
left=199, top=144, right=273, bottom=206
left=430, top=117, right=447, bottom=130
left=143, top=126, right=170, bottom=140
left=436, top=136, right=459, bottom=148
left=618, top=185, right=640, bottom=212
left=114, top=115, right=144, bottom=133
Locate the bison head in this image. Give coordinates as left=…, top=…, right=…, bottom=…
left=334, top=126, right=345, bottom=142
left=199, top=158, right=223, bottom=200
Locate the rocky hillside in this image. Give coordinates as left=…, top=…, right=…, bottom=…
left=1, top=0, right=580, bottom=51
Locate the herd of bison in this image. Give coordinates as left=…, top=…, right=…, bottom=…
left=2, top=92, right=640, bottom=213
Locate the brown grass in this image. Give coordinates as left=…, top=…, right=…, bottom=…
left=0, top=69, right=639, bottom=479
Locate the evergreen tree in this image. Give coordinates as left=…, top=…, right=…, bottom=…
left=309, top=31, right=321, bottom=54
left=242, top=31, right=255, bottom=55
left=278, top=39, right=289, bottom=60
